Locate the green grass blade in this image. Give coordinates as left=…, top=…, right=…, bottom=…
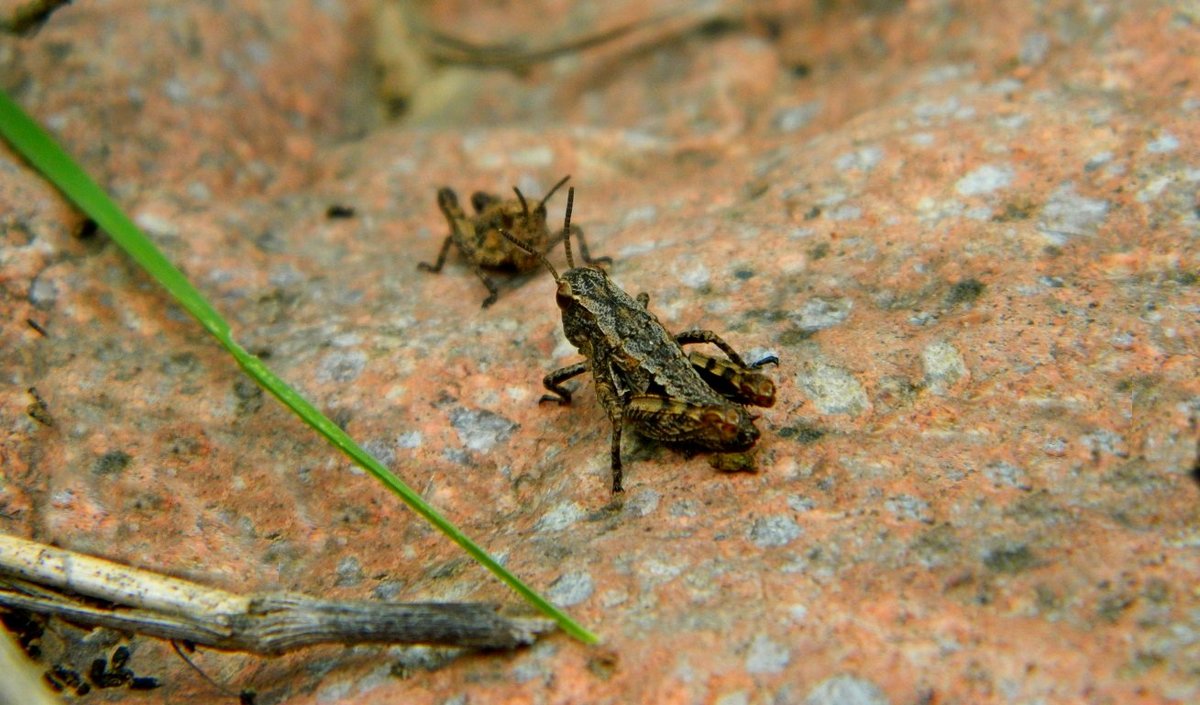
left=0, top=88, right=598, bottom=644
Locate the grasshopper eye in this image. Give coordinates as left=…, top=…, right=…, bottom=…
left=555, top=281, right=574, bottom=308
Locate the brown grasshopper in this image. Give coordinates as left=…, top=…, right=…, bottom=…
left=418, top=174, right=610, bottom=307
left=501, top=187, right=777, bottom=493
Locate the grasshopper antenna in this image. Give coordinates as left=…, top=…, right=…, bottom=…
left=561, top=186, right=576, bottom=270
left=498, top=182, right=577, bottom=279
left=498, top=228, right=560, bottom=280
left=513, top=174, right=569, bottom=220
left=538, top=174, right=571, bottom=211
left=513, top=186, right=530, bottom=219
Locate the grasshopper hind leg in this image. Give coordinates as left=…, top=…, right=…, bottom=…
left=569, top=225, right=612, bottom=267
left=687, top=352, right=777, bottom=408
left=592, top=366, right=627, bottom=494
left=609, top=421, right=624, bottom=494
left=674, top=329, right=751, bottom=368
left=539, top=359, right=626, bottom=493
left=416, top=234, right=454, bottom=273
left=469, top=263, right=500, bottom=308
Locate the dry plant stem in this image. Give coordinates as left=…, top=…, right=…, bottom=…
left=417, top=4, right=718, bottom=68
left=0, top=535, right=553, bottom=652
left=0, top=0, right=73, bottom=35
left=0, top=624, right=61, bottom=705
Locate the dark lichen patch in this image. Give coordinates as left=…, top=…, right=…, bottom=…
left=992, top=196, right=1039, bottom=222
left=1122, top=651, right=1166, bottom=677
left=911, top=523, right=960, bottom=566
left=166, top=432, right=206, bottom=460
left=745, top=308, right=789, bottom=322
left=234, top=377, right=264, bottom=416
left=1002, top=490, right=1073, bottom=525
left=777, top=424, right=826, bottom=444
left=1102, top=460, right=1169, bottom=492
left=742, top=179, right=771, bottom=201
left=93, top=451, right=132, bottom=476
left=1034, top=583, right=1062, bottom=614
left=945, top=278, right=985, bottom=306
left=733, top=267, right=755, bottom=281
left=944, top=572, right=995, bottom=606
left=1171, top=269, right=1198, bottom=286
left=1114, top=374, right=1159, bottom=396
left=1096, top=592, right=1135, bottom=623
left=585, top=500, right=624, bottom=522
left=127, top=493, right=165, bottom=512
left=161, top=352, right=199, bottom=376
left=1142, top=578, right=1169, bottom=604
left=426, top=557, right=470, bottom=581
left=808, top=242, right=830, bottom=260
left=778, top=327, right=816, bottom=347
left=262, top=540, right=304, bottom=573
left=872, top=281, right=939, bottom=311
left=875, top=376, right=921, bottom=409
left=586, top=650, right=619, bottom=681
left=982, top=543, right=1036, bottom=574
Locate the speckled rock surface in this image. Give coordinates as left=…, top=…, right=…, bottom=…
left=2, top=1, right=1198, bottom=703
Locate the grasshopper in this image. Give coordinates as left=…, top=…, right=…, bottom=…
left=418, top=174, right=610, bottom=307
left=501, top=187, right=777, bottom=493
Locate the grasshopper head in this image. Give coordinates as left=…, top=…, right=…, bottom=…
left=512, top=174, right=570, bottom=230
left=499, top=183, right=598, bottom=297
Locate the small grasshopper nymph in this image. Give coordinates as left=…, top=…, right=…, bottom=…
left=418, top=174, right=610, bottom=307
left=501, top=187, right=776, bottom=493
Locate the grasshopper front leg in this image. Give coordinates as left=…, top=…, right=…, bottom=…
left=417, top=234, right=454, bottom=274
left=546, top=224, right=612, bottom=267
left=420, top=187, right=501, bottom=307
left=418, top=187, right=469, bottom=273
left=540, top=361, right=588, bottom=404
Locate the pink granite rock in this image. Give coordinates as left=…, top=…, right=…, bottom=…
left=1, top=1, right=1197, bottom=703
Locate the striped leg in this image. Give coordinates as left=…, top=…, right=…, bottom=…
left=686, top=352, right=777, bottom=408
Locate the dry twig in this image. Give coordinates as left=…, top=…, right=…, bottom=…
left=0, top=534, right=554, bottom=653
left=0, top=0, right=73, bottom=36
left=0, top=624, right=60, bottom=705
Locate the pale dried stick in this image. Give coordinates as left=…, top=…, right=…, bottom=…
left=0, top=534, right=554, bottom=652
left=0, top=0, right=73, bottom=35
left=0, top=624, right=61, bottom=705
